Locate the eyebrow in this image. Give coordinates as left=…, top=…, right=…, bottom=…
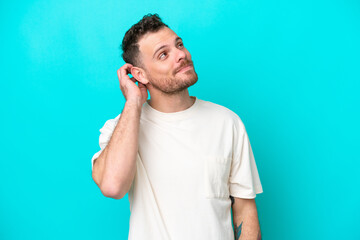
left=152, top=37, right=183, bottom=59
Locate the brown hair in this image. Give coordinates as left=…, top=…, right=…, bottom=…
left=120, top=13, right=169, bottom=67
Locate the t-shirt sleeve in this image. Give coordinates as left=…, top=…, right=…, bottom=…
left=91, top=114, right=121, bottom=172
left=229, top=118, right=263, bottom=199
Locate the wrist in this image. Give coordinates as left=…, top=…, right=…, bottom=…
left=125, top=98, right=143, bottom=110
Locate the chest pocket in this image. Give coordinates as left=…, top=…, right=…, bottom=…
left=203, top=156, right=232, bottom=198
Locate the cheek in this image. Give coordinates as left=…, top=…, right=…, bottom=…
left=160, top=63, right=174, bottom=75
left=151, top=64, right=172, bottom=77
left=185, top=49, right=192, bottom=59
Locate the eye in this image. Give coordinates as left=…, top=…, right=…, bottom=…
left=178, top=42, right=184, bottom=48
left=159, top=52, right=167, bottom=59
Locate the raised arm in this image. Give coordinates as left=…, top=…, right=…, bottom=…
left=91, top=63, right=148, bottom=199
left=231, top=196, right=262, bottom=240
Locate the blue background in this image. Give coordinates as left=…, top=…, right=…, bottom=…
left=1, top=0, right=359, bottom=239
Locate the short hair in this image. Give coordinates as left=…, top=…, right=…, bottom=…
left=121, top=13, right=169, bottom=67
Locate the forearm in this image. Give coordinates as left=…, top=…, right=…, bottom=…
left=232, top=198, right=262, bottom=240
left=96, top=100, right=142, bottom=198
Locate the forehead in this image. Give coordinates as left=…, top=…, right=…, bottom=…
left=138, top=27, right=179, bottom=59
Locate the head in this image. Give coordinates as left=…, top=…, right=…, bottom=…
left=121, top=13, right=198, bottom=95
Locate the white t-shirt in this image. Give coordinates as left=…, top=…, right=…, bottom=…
left=91, top=96, right=263, bottom=240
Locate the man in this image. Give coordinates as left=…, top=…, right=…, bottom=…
left=91, top=13, right=263, bottom=240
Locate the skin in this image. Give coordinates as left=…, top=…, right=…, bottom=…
left=235, top=221, right=243, bottom=239
left=118, top=26, right=198, bottom=113
left=114, top=27, right=263, bottom=238
left=99, top=27, right=199, bottom=199
left=232, top=197, right=262, bottom=240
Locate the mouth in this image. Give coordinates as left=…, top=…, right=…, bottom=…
left=177, top=64, right=193, bottom=73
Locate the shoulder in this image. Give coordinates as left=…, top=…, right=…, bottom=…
left=198, top=99, right=246, bottom=131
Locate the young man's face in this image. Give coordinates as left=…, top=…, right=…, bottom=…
left=137, top=27, right=198, bottom=94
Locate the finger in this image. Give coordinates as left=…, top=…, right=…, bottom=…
left=117, top=68, right=123, bottom=85
left=138, top=82, right=147, bottom=89
left=119, top=63, right=133, bottom=79
left=123, top=63, right=133, bottom=75
left=124, top=63, right=134, bottom=68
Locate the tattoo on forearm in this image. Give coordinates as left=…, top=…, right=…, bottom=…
left=234, top=221, right=243, bottom=240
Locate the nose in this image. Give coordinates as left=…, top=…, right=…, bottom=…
left=175, top=47, right=186, bottom=63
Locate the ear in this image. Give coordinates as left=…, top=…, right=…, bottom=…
left=131, top=67, right=149, bottom=85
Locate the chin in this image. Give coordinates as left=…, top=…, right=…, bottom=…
left=149, top=71, right=199, bottom=94
left=181, top=73, right=198, bottom=89
left=179, top=69, right=198, bottom=81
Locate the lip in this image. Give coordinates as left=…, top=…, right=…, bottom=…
left=177, top=64, right=193, bottom=73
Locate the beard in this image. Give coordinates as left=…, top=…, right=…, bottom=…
left=146, top=66, right=198, bottom=95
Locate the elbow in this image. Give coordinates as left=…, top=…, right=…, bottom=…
left=92, top=159, right=126, bottom=200
left=100, top=181, right=126, bottom=200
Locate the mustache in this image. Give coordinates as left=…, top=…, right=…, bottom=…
left=174, top=60, right=194, bottom=74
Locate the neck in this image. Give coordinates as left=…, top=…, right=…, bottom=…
left=147, top=89, right=195, bottom=113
